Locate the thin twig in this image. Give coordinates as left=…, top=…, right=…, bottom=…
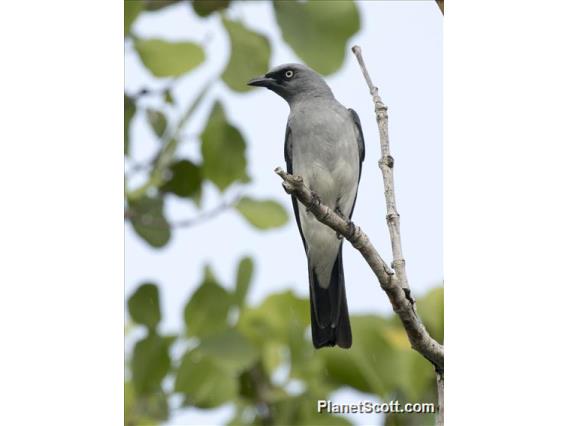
left=126, top=161, right=153, bottom=177
left=351, top=45, right=410, bottom=298
left=125, top=195, right=239, bottom=229
left=169, top=196, right=238, bottom=228
left=127, top=78, right=214, bottom=201
left=350, top=44, right=444, bottom=425
left=274, top=168, right=444, bottom=370
left=436, top=0, right=444, bottom=15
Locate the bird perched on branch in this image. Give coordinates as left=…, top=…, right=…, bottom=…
left=248, top=64, right=365, bottom=349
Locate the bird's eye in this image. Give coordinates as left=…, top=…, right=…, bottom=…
left=285, top=70, right=294, bottom=79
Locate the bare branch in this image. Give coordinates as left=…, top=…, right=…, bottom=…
left=436, top=373, right=444, bottom=426
left=436, top=0, right=444, bottom=15
left=351, top=45, right=410, bottom=296
left=351, top=44, right=445, bottom=424
left=274, top=167, right=444, bottom=370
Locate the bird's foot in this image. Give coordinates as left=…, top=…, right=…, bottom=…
left=306, top=191, right=321, bottom=215
left=334, top=207, right=345, bottom=239
left=346, top=220, right=356, bottom=240
left=334, top=207, right=355, bottom=240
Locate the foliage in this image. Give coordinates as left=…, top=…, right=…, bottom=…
left=134, top=39, right=206, bottom=78
left=273, top=0, right=361, bottom=75
left=126, top=260, right=442, bottom=425
left=222, top=18, right=271, bottom=92
left=125, top=1, right=440, bottom=425
left=124, top=0, right=362, bottom=246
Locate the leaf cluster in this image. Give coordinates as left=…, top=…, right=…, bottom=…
left=125, top=258, right=443, bottom=425
left=124, top=0, right=361, bottom=247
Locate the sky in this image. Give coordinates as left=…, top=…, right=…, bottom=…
left=125, top=1, right=442, bottom=424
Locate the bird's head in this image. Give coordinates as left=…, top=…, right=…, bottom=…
left=247, top=63, right=333, bottom=104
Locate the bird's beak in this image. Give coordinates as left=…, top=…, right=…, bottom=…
left=247, top=75, right=275, bottom=88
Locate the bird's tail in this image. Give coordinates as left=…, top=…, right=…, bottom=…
left=309, top=247, right=352, bottom=349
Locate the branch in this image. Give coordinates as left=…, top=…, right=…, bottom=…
left=127, top=78, right=214, bottom=201
left=351, top=44, right=444, bottom=424
left=274, top=168, right=443, bottom=370
left=436, top=373, right=444, bottom=426
left=436, top=0, right=444, bottom=15
left=125, top=195, right=239, bottom=229
left=169, top=196, right=237, bottom=228
left=351, top=45, right=411, bottom=296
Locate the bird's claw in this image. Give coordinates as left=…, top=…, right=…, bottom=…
left=334, top=207, right=345, bottom=239
left=306, top=191, right=321, bottom=215
left=334, top=207, right=355, bottom=240
left=346, top=220, right=356, bottom=240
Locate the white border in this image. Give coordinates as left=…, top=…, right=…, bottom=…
left=446, top=1, right=568, bottom=424
left=0, top=2, right=123, bottom=424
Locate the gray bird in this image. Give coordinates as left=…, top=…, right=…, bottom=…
left=248, top=64, right=365, bottom=349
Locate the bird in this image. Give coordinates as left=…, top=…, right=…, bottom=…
left=248, top=63, right=365, bottom=349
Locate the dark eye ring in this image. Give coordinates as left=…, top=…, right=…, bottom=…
left=285, top=70, right=294, bottom=79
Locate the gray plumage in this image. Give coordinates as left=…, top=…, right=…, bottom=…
left=248, top=64, right=365, bottom=349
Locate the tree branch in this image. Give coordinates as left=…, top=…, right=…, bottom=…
left=436, top=0, right=444, bottom=15
left=274, top=168, right=443, bottom=370
left=351, top=44, right=444, bottom=424
left=436, top=373, right=444, bottom=426
left=351, top=45, right=411, bottom=298
left=169, top=196, right=238, bottom=228
left=125, top=194, right=239, bottom=229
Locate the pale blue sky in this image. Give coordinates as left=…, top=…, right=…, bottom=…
left=125, top=1, right=442, bottom=424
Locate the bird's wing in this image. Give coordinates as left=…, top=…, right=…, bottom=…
left=348, top=108, right=366, bottom=182
left=285, top=124, right=307, bottom=252
left=347, top=108, right=365, bottom=219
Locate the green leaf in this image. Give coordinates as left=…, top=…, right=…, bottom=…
left=260, top=342, right=285, bottom=375
left=124, top=381, right=167, bottom=426
left=319, top=315, right=402, bottom=397
left=235, top=197, right=289, bottom=229
left=164, top=88, right=174, bottom=105
left=124, top=0, right=143, bottom=37
left=238, top=290, right=309, bottom=346
left=417, top=286, right=444, bottom=344
left=146, top=108, right=167, bottom=138
left=297, top=397, right=353, bottom=425
left=198, top=329, right=259, bottom=371
left=144, top=0, right=182, bottom=11
left=124, top=95, right=135, bottom=156
left=131, top=333, right=174, bottom=395
left=273, top=0, right=360, bottom=75
left=270, top=396, right=353, bottom=426
left=134, top=39, right=205, bottom=77
left=200, top=101, right=248, bottom=191
left=192, top=0, right=231, bottom=17
left=124, top=381, right=169, bottom=425
left=222, top=18, right=271, bottom=92
left=184, top=266, right=232, bottom=337
left=129, top=195, right=171, bottom=248
left=128, top=283, right=161, bottom=329
left=160, top=159, right=202, bottom=198
left=395, top=350, right=436, bottom=402
left=234, top=256, right=253, bottom=306
left=174, top=349, right=238, bottom=408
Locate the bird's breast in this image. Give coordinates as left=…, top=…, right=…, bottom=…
left=289, top=107, right=359, bottom=206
